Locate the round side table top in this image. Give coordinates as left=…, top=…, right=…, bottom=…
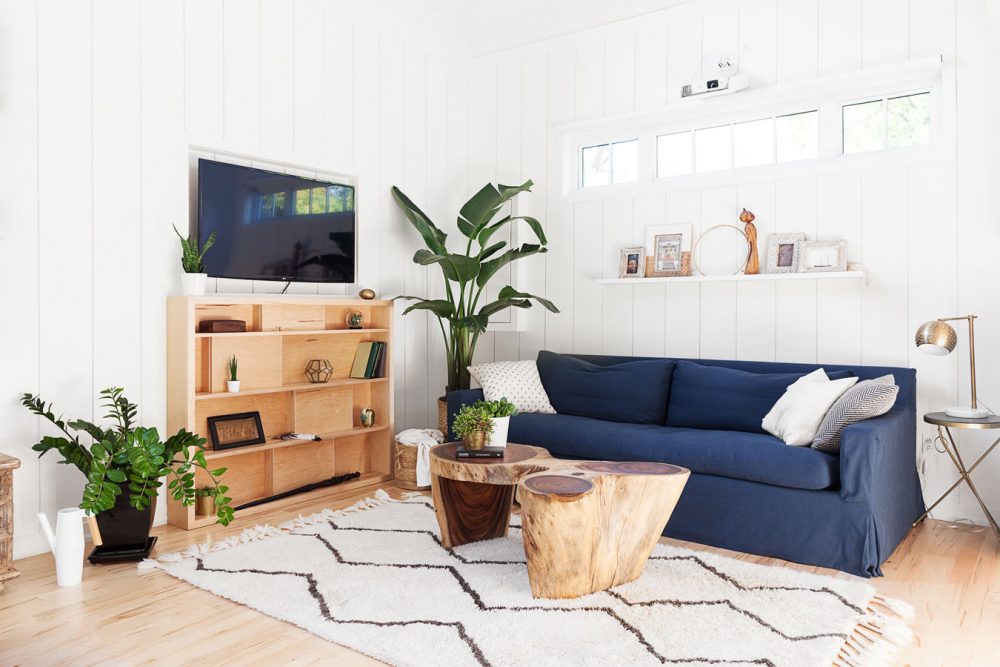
left=430, top=442, right=552, bottom=486
left=924, top=412, right=1000, bottom=430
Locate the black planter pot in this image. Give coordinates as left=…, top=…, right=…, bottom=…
left=95, top=492, right=154, bottom=548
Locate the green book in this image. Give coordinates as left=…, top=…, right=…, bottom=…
left=364, top=342, right=382, bottom=379
left=350, top=342, right=374, bottom=379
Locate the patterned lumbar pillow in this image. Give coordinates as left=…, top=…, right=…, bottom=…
left=468, top=360, right=556, bottom=414
left=811, top=375, right=899, bottom=453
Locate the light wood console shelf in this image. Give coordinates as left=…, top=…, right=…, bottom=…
left=166, top=295, right=394, bottom=530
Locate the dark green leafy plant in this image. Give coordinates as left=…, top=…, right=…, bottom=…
left=452, top=404, right=495, bottom=439
left=194, top=486, right=214, bottom=498
left=474, top=398, right=518, bottom=418
left=172, top=224, right=216, bottom=274
left=391, top=180, right=558, bottom=391
left=21, top=387, right=233, bottom=525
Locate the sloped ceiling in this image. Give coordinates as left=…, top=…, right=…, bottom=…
left=448, top=0, right=694, bottom=55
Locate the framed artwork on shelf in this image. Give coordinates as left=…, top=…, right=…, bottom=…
left=765, top=233, right=805, bottom=274
left=207, top=411, right=267, bottom=451
left=799, top=240, right=847, bottom=273
left=618, top=247, right=646, bottom=278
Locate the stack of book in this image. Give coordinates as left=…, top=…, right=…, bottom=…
left=350, top=341, right=387, bottom=379
left=455, top=446, right=505, bottom=459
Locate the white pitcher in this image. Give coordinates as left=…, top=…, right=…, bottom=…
left=38, top=507, right=85, bottom=587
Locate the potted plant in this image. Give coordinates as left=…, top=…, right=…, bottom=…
left=474, top=398, right=517, bottom=449
left=194, top=486, right=215, bottom=517
left=452, top=404, right=495, bottom=451
left=391, top=181, right=558, bottom=429
left=173, top=224, right=216, bottom=296
left=20, top=388, right=233, bottom=550
left=227, top=355, right=240, bottom=393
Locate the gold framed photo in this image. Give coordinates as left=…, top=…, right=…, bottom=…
left=619, top=246, right=646, bottom=278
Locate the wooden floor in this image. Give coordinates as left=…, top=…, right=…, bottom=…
left=1, top=481, right=998, bottom=666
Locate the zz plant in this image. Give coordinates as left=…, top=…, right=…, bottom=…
left=173, top=223, right=216, bottom=274
left=392, top=180, right=558, bottom=392
left=21, top=387, right=234, bottom=525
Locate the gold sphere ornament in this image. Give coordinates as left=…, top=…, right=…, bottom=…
left=359, top=288, right=376, bottom=300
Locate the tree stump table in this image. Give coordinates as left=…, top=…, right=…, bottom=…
left=430, top=443, right=689, bottom=599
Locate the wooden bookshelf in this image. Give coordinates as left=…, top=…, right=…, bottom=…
left=166, top=295, right=394, bottom=530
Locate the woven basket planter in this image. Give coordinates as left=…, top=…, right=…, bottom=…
left=437, top=396, right=448, bottom=436
left=394, top=441, right=429, bottom=490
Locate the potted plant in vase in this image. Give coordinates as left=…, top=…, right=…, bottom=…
left=194, top=486, right=215, bottom=516
left=452, top=404, right=495, bottom=451
left=227, top=355, right=240, bottom=393
left=173, top=224, right=216, bottom=296
left=21, top=388, right=233, bottom=555
left=390, top=180, right=558, bottom=431
left=475, top=398, right=517, bottom=449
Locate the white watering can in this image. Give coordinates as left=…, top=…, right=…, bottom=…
left=38, top=507, right=85, bottom=587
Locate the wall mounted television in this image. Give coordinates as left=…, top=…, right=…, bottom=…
left=197, top=158, right=356, bottom=283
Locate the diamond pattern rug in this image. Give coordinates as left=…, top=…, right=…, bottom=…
left=141, top=491, right=913, bottom=667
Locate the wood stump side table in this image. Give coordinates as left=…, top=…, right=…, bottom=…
left=0, top=452, right=21, bottom=593
left=430, top=443, right=690, bottom=599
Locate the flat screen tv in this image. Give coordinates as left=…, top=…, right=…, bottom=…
left=197, top=158, right=356, bottom=283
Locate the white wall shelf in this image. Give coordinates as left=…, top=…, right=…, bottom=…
left=596, top=270, right=866, bottom=286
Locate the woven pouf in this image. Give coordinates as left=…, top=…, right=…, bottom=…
left=394, top=441, right=428, bottom=490
left=437, top=397, right=448, bottom=436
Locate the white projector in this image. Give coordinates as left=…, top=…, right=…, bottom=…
left=681, top=73, right=750, bottom=99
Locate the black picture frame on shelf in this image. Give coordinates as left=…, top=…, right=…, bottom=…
left=207, top=411, right=266, bottom=450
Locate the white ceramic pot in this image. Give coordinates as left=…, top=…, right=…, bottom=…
left=227, top=380, right=241, bottom=393
left=181, top=272, right=208, bottom=296
left=488, top=416, right=510, bottom=449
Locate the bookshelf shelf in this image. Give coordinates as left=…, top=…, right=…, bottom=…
left=166, top=295, right=394, bottom=530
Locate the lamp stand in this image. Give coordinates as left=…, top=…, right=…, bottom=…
left=941, top=315, right=990, bottom=419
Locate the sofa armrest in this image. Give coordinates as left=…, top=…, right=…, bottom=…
left=839, top=407, right=916, bottom=504
left=445, top=389, right=484, bottom=441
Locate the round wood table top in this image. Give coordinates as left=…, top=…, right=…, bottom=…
left=430, top=443, right=552, bottom=486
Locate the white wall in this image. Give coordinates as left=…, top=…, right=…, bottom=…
left=465, top=0, right=1000, bottom=527
left=0, top=0, right=471, bottom=559
left=3, top=0, right=999, bottom=561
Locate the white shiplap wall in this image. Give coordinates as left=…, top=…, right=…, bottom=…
left=0, top=0, right=471, bottom=559
left=466, top=0, right=1000, bottom=527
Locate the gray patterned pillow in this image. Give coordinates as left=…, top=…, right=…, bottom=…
left=811, top=375, right=898, bottom=453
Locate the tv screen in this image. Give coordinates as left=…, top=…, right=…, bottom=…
left=197, top=158, right=356, bottom=283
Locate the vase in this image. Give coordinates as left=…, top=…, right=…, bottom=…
left=195, top=495, right=215, bottom=517
left=360, top=407, right=375, bottom=428
left=462, top=431, right=487, bottom=450
left=227, top=380, right=240, bottom=393
left=181, top=272, right=207, bottom=296
left=94, top=493, right=154, bottom=549
left=488, top=416, right=510, bottom=449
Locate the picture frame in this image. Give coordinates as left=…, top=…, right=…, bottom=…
left=644, top=224, right=693, bottom=256
left=765, top=233, right=806, bottom=274
left=619, top=247, right=646, bottom=278
left=207, top=411, right=266, bottom=451
left=798, top=240, right=847, bottom=273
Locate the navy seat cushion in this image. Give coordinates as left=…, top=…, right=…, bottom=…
left=509, top=412, right=839, bottom=491
left=666, top=360, right=855, bottom=434
left=536, top=350, right=674, bottom=425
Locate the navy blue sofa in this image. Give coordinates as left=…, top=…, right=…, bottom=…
left=447, top=352, right=925, bottom=577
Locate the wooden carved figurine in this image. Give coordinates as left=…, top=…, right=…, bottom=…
left=741, top=208, right=759, bottom=275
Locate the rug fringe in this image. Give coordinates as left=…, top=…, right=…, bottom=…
left=834, top=592, right=914, bottom=667
left=138, top=488, right=413, bottom=568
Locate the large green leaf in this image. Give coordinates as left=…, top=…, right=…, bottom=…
left=456, top=314, right=490, bottom=334
left=413, top=249, right=481, bottom=282
left=391, top=186, right=448, bottom=254
left=458, top=180, right=534, bottom=237
left=395, top=297, right=456, bottom=319
left=476, top=244, right=546, bottom=288
left=498, top=286, right=559, bottom=313
left=477, top=215, right=547, bottom=251
left=477, top=297, right=531, bottom=319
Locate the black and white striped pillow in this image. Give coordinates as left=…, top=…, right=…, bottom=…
left=811, top=375, right=898, bottom=453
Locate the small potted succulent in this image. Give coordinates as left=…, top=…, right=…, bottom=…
left=452, top=403, right=494, bottom=451
left=173, top=224, right=216, bottom=296
left=227, top=355, right=240, bottom=393
left=194, top=486, right=215, bottom=517
left=474, top=398, right=518, bottom=449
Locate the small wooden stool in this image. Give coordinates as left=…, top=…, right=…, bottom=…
left=0, top=452, right=21, bottom=593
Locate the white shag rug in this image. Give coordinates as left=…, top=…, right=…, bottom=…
left=141, top=491, right=913, bottom=667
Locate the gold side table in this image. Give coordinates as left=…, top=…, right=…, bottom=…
left=914, top=412, right=1000, bottom=543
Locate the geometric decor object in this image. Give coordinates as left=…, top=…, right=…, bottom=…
left=305, top=358, right=334, bottom=383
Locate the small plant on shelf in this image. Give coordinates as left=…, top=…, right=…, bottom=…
left=452, top=403, right=495, bottom=451
left=173, top=224, right=216, bottom=296
left=227, top=355, right=240, bottom=393
left=194, top=486, right=215, bottom=516
left=474, top=398, right=518, bottom=418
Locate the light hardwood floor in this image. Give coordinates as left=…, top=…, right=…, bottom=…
left=1, top=481, right=997, bottom=666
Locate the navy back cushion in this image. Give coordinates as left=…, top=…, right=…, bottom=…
left=666, top=360, right=855, bottom=434
left=536, top=350, right=675, bottom=425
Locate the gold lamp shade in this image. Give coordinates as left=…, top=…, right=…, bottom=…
left=915, top=320, right=958, bottom=356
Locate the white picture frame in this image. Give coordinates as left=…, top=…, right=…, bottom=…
left=765, top=233, right=805, bottom=274
left=619, top=246, right=646, bottom=278
left=798, top=240, right=847, bottom=273
left=644, top=224, right=693, bottom=256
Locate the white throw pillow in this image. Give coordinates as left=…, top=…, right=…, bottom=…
left=468, top=361, right=556, bottom=414
left=762, top=369, right=859, bottom=446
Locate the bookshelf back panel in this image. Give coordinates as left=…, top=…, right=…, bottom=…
left=282, top=332, right=373, bottom=384
left=196, top=451, right=271, bottom=505
left=294, top=387, right=353, bottom=434
left=260, top=304, right=325, bottom=332
left=208, top=336, right=283, bottom=392
left=271, top=440, right=338, bottom=494
left=325, top=305, right=373, bottom=330
left=334, top=433, right=372, bottom=475
left=195, top=393, right=291, bottom=445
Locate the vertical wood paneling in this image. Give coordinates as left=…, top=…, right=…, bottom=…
left=775, top=177, right=817, bottom=236
left=602, top=198, right=634, bottom=354
left=633, top=284, right=667, bottom=356
left=604, top=30, right=636, bottom=117
left=573, top=201, right=604, bottom=354
left=666, top=8, right=701, bottom=105
left=737, top=281, right=776, bottom=361
left=776, top=0, right=818, bottom=83
left=738, top=0, right=777, bottom=87
left=324, top=13, right=354, bottom=171
left=909, top=0, right=956, bottom=60
left=575, top=35, right=605, bottom=121
left=184, top=0, right=224, bottom=143
left=699, top=283, right=737, bottom=359
left=292, top=0, right=326, bottom=163
left=664, top=283, right=701, bottom=357
left=223, top=0, right=262, bottom=148
left=775, top=280, right=817, bottom=362
left=260, top=0, right=294, bottom=154
left=817, top=0, right=861, bottom=75
left=635, top=19, right=668, bottom=112
left=817, top=172, right=863, bottom=364
left=701, top=0, right=739, bottom=80
left=424, top=54, right=449, bottom=405
left=862, top=0, right=910, bottom=68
